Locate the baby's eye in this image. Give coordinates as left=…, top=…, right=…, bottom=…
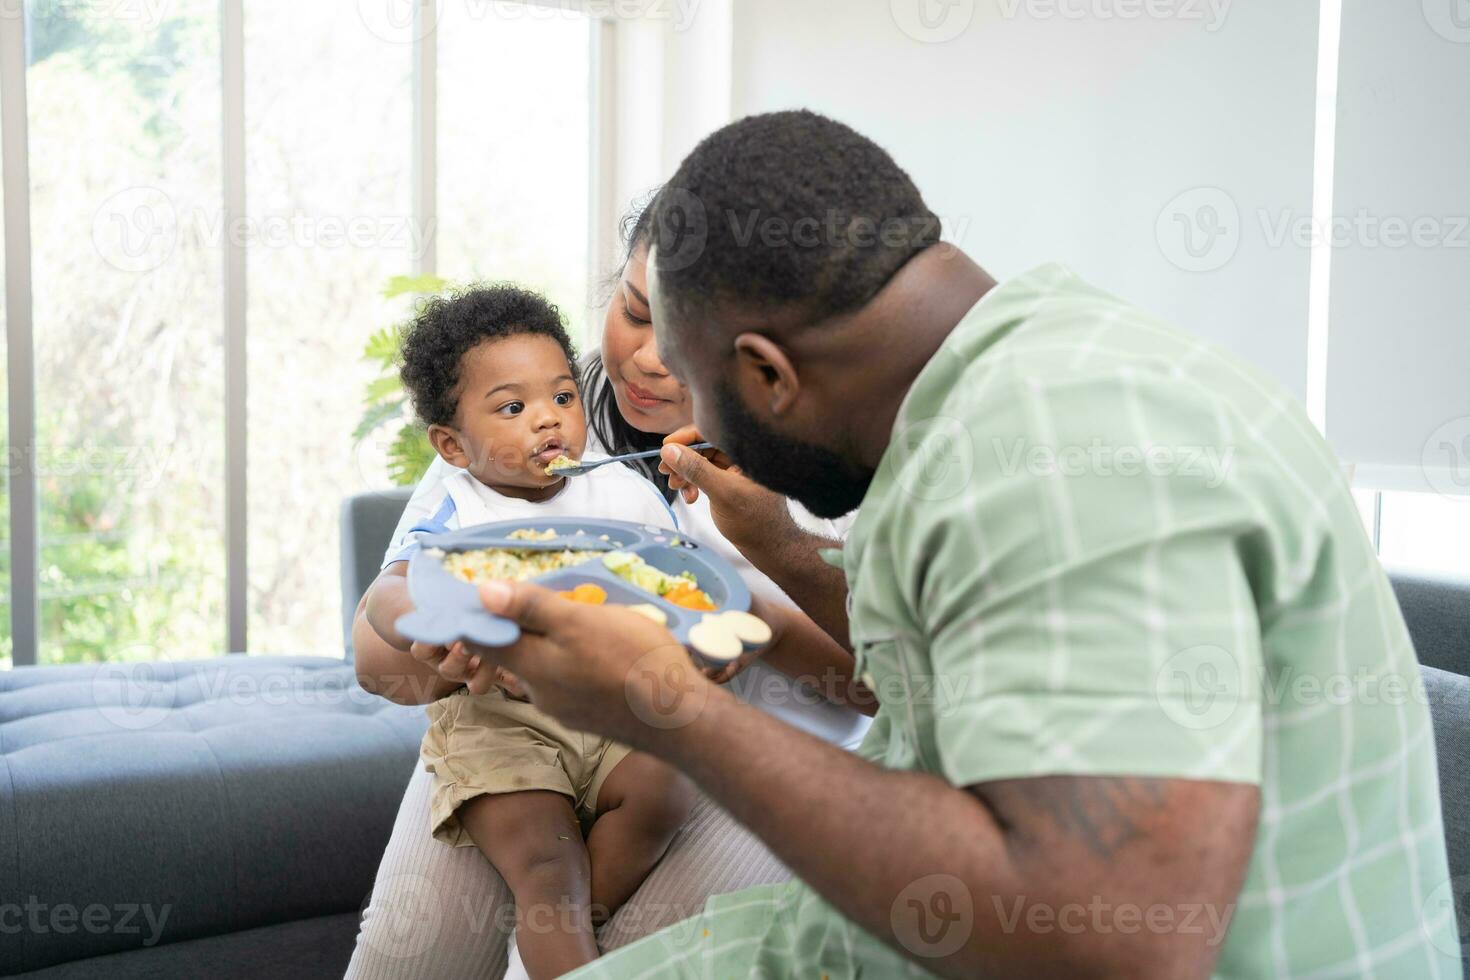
left=554, top=391, right=576, bottom=407
left=497, top=401, right=524, bottom=416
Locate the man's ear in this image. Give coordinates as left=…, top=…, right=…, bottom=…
left=427, top=423, right=470, bottom=469
left=732, top=333, right=799, bottom=414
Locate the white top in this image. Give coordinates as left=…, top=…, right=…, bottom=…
left=382, top=456, right=678, bottom=567
left=389, top=452, right=871, bottom=750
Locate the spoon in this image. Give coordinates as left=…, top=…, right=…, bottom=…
left=548, top=443, right=713, bottom=477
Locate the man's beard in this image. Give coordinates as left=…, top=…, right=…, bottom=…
left=713, top=381, right=873, bottom=519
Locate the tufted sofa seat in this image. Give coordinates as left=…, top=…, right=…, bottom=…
left=0, top=655, right=428, bottom=978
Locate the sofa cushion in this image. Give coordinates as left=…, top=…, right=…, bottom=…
left=0, top=656, right=427, bottom=976
left=1392, top=571, right=1470, bottom=677
left=6, top=911, right=359, bottom=980
left=1422, top=664, right=1470, bottom=966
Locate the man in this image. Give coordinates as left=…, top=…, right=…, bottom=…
left=458, top=110, right=1460, bottom=977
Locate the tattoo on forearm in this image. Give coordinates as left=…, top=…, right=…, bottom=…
left=1000, top=777, right=1168, bottom=860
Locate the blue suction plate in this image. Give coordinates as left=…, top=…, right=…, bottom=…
left=394, top=517, right=753, bottom=649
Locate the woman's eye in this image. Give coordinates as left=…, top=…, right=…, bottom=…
left=554, top=391, right=576, bottom=406
left=498, top=402, right=524, bottom=416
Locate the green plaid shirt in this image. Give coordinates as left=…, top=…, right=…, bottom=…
left=573, top=265, right=1460, bottom=979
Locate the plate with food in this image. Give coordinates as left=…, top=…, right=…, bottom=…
left=393, top=518, right=768, bottom=666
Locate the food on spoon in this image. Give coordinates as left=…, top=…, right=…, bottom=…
left=559, top=583, right=608, bottom=605
left=601, top=551, right=717, bottom=610
left=544, top=454, right=580, bottom=476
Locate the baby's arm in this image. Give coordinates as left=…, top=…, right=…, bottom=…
left=363, top=561, right=415, bottom=651
left=354, top=563, right=462, bottom=704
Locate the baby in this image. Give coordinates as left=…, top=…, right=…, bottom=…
left=363, top=285, right=696, bottom=979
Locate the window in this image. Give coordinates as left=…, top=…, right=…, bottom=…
left=243, top=5, right=412, bottom=656
left=27, top=1, right=226, bottom=663
left=1376, top=491, right=1470, bottom=578
left=436, top=2, right=592, bottom=339
left=2, top=2, right=605, bottom=665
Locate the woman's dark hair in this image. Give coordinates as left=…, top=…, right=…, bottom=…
left=401, top=284, right=577, bottom=428
left=581, top=188, right=676, bottom=500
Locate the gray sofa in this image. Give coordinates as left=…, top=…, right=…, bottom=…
left=1, top=488, right=1466, bottom=975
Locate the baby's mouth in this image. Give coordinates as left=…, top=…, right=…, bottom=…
left=531, top=438, right=568, bottom=465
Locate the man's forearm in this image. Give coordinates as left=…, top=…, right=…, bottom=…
left=649, top=691, right=1017, bottom=978
left=739, top=531, right=852, bottom=648
left=645, top=690, right=1251, bottom=979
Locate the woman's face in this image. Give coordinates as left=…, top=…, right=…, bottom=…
left=601, top=245, right=693, bottom=434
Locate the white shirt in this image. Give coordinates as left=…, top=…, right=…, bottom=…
left=388, top=451, right=872, bottom=750
left=382, top=455, right=677, bottom=567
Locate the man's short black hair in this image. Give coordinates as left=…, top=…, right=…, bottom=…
left=400, top=284, right=577, bottom=428
left=651, top=110, right=941, bottom=324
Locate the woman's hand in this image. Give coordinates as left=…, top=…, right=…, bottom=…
left=659, top=425, right=798, bottom=552
left=466, top=580, right=730, bottom=748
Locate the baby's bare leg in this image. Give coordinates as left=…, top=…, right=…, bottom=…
left=458, top=790, right=598, bottom=979
left=587, top=752, right=698, bottom=925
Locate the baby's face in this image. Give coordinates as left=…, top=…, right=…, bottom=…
left=441, top=335, right=587, bottom=499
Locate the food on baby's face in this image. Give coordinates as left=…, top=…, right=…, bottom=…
left=601, top=551, right=717, bottom=610
left=544, top=454, right=579, bottom=476
left=559, top=582, right=608, bottom=605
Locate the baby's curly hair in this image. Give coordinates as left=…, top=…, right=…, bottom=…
left=399, top=284, right=578, bottom=428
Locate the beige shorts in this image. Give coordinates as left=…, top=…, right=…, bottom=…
left=421, top=687, right=633, bottom=847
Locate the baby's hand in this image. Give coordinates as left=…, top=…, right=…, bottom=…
left=409, top=640, right=498, bottom=696
left=492, top=666, right=528, bottom=699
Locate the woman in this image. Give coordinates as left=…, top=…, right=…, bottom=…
left=345, top=196, right=870, bottom=979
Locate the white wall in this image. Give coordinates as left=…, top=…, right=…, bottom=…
left=1326, top=0, right=1470, bottom=493
left=724, top=0, right=1322, bottom=400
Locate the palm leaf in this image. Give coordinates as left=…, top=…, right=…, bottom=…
left=386, top=423, right=436, bottom=486
left=363, top=324, right=405, bottom=367
left=382, top=273, right=450, bottom=300
left=363, top=374, right=402, bottom=404
left=352, top=397, right=406, bottom=443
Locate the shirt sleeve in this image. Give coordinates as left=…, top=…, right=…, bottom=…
left=897, top=368, right=1265, bottom=789
left=381, top=457, right=461, bottom=568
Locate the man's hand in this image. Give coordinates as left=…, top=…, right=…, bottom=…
left=467, top=580, right=730, bottom=748
left=659, top=426, right=800, bottom=552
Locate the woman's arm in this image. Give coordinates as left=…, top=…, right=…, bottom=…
left=354, top=564, right=461, bottom=705
left=660, top=437, right=853, bottom=647
left=719, top=598, right=877, bottom=715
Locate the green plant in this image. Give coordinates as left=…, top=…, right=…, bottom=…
left=355, top=273, right=451, bottom=485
